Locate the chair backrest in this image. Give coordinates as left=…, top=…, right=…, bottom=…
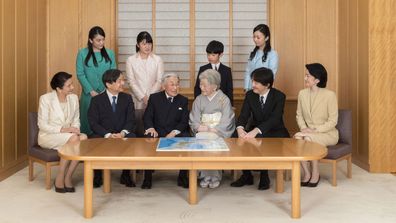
left=134, top=109, right=145, bottom=137
left=28, top=112, right=39, bottom=149
left=336, top=109, right=352, bottom=145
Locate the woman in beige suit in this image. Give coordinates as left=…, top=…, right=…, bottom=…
left=38, top=72, right=87, bottom=193
left=295, top=63, right=338, bottom=187
left=126, top=31, right=164, bottom=110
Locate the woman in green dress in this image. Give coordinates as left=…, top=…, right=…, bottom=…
left=76, top=26, right=116, bottom=135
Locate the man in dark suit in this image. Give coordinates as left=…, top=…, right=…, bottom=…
left=194, top=40, right=233, bottom=105
left=142, top=73, right=190, bottom=189
left=88, top=69, right=136, bottom=188
left=230, top=67, right=289, bottom=190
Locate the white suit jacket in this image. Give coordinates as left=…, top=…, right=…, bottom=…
left=38, top=91, right=80, bottom=135
left=125, top=53, right=164, bottom=109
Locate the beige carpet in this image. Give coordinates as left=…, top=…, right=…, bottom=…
left=0, top=163, right=395, bottom=223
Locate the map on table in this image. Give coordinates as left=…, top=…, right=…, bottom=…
left=157, top=137, right=229, bottom=152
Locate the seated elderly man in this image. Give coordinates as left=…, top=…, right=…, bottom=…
left=189, top=69, right=235, bottom=189
left=142, top=73, right=190, bottom=189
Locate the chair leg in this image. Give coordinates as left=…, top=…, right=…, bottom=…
left=347, top=155, right=352, bottom=178
left=331, top=161, right=337, bottom=186
left=29, top=158, right=34, bottom=181
left=46, top=163, right=52, bottom=190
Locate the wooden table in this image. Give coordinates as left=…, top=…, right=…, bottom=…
left=58, top=137, right=327, bottom=219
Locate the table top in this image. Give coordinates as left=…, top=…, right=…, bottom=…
left=58, top=138, right=327, bottom=162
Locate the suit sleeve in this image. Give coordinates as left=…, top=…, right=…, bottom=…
left=174, top=98, right=189, bottom=132
left=296, top=91, right=308, bottom=130
left=315, top=92, right=338, bottom=133
left=126, top=57, right=145, bottom=101
left=88, top=97, right=109, bottom=137
left=257, top=92, right=286, bottom=135
left=123, top=94, right=136, bottom=133
left=109, top=49, right=117, bottom=69
left=189, top=98, right=202, bottom=134
left=71, top=95, right=81, bottom=129
left=143, top=95, right=155, bottom=130
left=225, top=68, right=234, bottom=106
left=76, top=50, right=94, bottom=94
left=37, top=95, right=62, bottom=134
left=236, top=94, right=251, bottom=128
left=194, top=67, right=203, bottom=98
left=213, top=97, right=235, bottom=138
left=268, top=51, right=279, bottom=78
left=149, top=56, right=164, bottom=95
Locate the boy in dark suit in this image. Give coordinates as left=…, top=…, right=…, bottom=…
left=142, top=73, right=190, bottom=189
left=230, top=67, right=289, bottom=190
left=88, top=69, right=137, bottom=188
left=194, top=40, right=233, bottom=105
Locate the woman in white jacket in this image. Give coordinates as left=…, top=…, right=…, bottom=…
left=38, top=72, right=87, bottom=193
left=126, top=31, right=164, bottom=110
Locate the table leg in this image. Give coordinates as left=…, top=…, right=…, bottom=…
left=103, top=169, right=111, bottom=193
left=84, top=161, right=93, bottom=218
left=189, top=170, right=197, bottom=205
left=291, top=161, right=301, bottom=218
left=276, top=170, right=284, bottom=193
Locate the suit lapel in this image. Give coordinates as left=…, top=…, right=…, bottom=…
left=310, top=88, right=322, bottom=116
left=261, top=89, right=273, bottom=117
left=50, top=91, right=65, bottom=123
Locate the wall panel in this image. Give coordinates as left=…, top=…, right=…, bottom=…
left=37, top=0, right=47, bottom=96
left=48, top=0, right=79, bottom=92
left=0, top=0, right=3, bottom=168
left=368, top=0, right=396, bottom=172
left=3, top=0, right=17, bottom=166
left=306, top=0, right=337, bottom=92
left=27, top=0, right=39, bottom=112
left=270, top=0, right=305, bottom=98
left=0, top=0, right=47, bottom=180
left=16, top=0, right=28, bottom=158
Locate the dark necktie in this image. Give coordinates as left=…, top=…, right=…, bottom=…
left=111, top=96, right=117, bottom=112
left=260, top=96, right=265, bottom=109
left=214, top=65, right=218, bottom=71
left=167, top=97, right=173, bottom=103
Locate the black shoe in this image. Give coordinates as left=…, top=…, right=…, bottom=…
left=65, top=186, right=75, bottom=193
left=258, top=179, right=270, bottom=190
left=230, top=174, right=254, bottom=187
left=93, top=176, right=103, bottom=188
left=257, top=173, right=270, bottom=190
left=120, top=174, right=136, bottom=187
left=177, top=175, right=189, bottom=188
left=54, top=182, right=66, bottom=193
left=301, top=176, right=312, bottom=187
left=141, top=178, right=152, bottom=189
left=307, top=176, right=320, bottom=187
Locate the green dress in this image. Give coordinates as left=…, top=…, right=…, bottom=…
left=76, top=48, right=116, bottom=135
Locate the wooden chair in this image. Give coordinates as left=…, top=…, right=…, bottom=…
left=28, top=112, right=60, bottom=189
left=320, top=109, right=352, bottom=186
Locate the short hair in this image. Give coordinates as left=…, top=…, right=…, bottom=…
left=102, top=69, right=122, bottom=87
left=50, top=72, right=72, bottom=90
left=161, top=73, right=180, bottom=84
left=305, top=63, right=327, bottom=88
left=250, top=67, right=274, bottom=88
left=206, top=40, right=224, bottom=54
left=199, top=69, right=221, bottom=90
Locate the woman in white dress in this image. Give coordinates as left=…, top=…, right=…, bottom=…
left=189, top=69, right=235, bottom=188
left=38, top=72, right=87, bottom=193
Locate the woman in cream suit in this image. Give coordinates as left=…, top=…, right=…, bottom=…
left=295, top=63, right=338, bottom=187
left=38, top=72, right=87, bottom=193
left=126, top=31, right=164, bottom=110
